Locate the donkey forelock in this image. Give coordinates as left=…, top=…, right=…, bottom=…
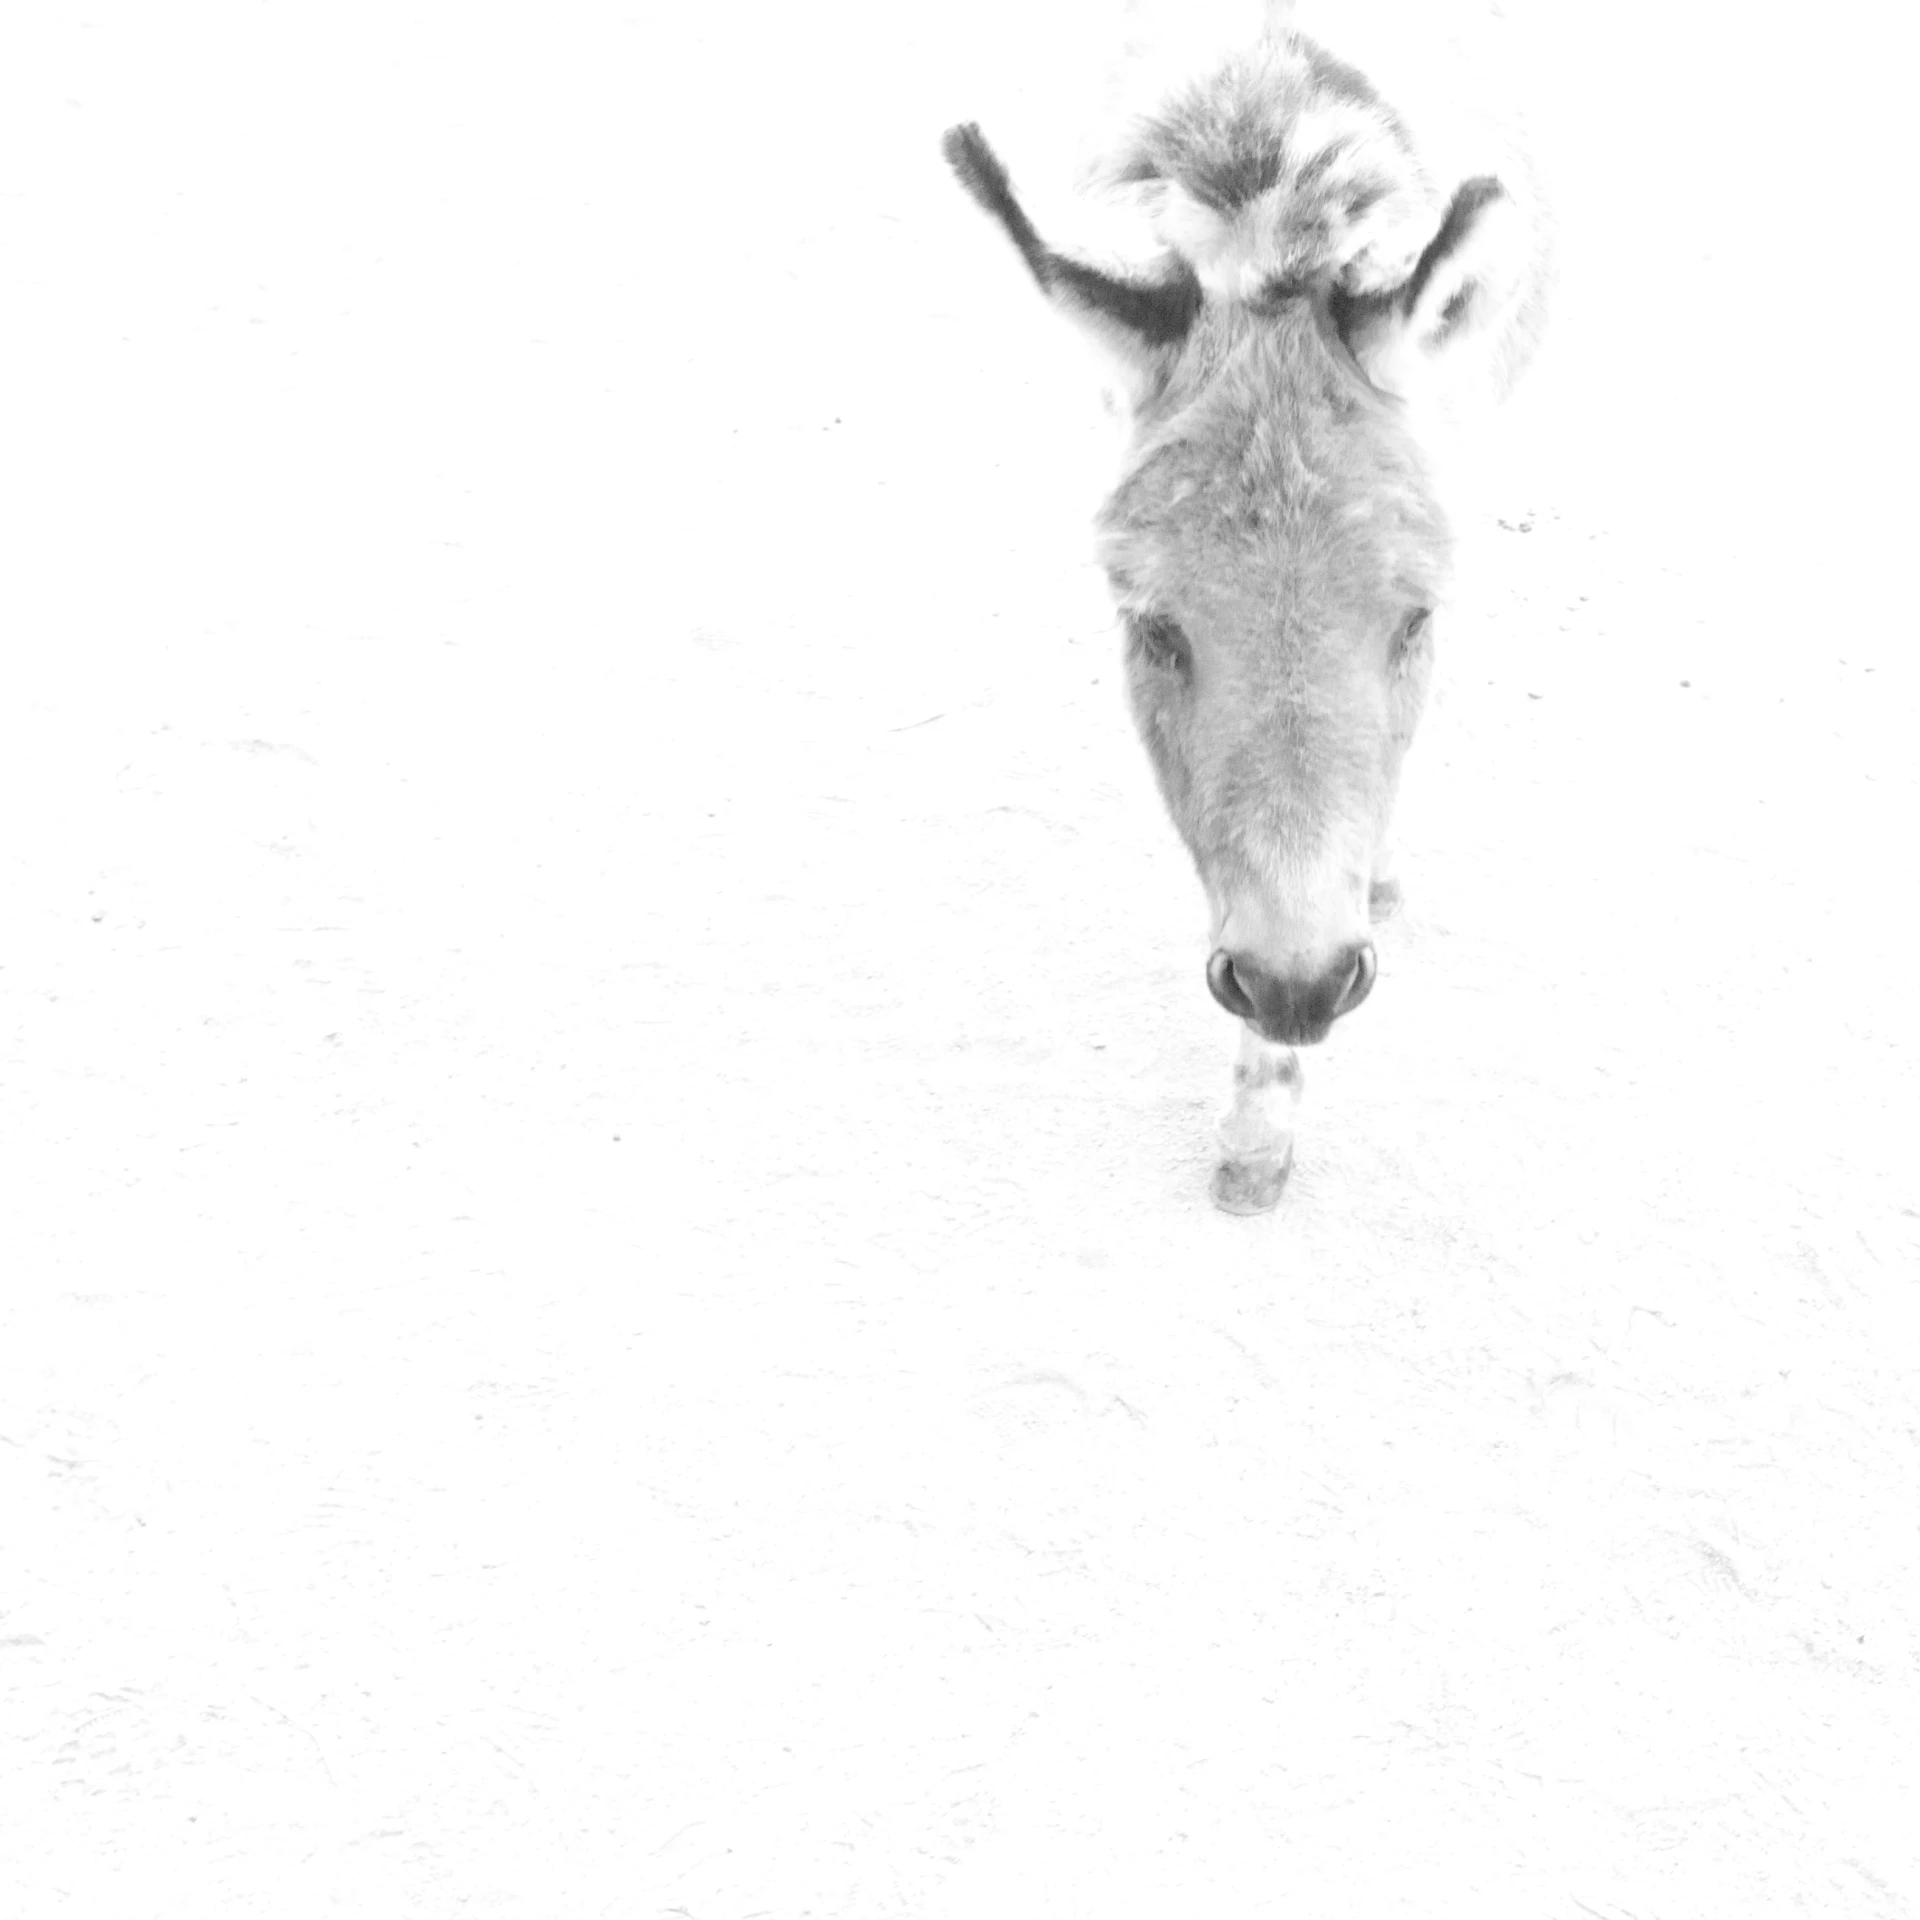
left=1113, top=36, right=1441, bottom=307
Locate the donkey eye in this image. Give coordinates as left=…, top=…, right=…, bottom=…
left=1393, top=607, right=1433, bottom=655
left=1127, top=611, right=1192, bottom=676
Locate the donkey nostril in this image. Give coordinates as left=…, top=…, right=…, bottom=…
left=1206, top=948, right=1257, bottom=1020
left=1338, top=943, right=1378, bottom=1016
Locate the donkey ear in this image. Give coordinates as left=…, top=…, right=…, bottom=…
left=942, top=123, right=1202, bottom=370
left=1339, top=176, right=1538, bottom=407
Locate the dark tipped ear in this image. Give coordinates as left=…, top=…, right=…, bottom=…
left=941, top=124, right=1053, bottom=292
left=1330, top=174, right=1541, bottom=402
left=941, top=122, right=1202, bottom=359
left=1398, top=177, right=1507, bottom=347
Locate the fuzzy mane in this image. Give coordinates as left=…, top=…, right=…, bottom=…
left=1109, top=33, right=1444, bottom=306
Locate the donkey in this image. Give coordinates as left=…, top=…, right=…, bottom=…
left=942, top=1, right=1551, bottom=1210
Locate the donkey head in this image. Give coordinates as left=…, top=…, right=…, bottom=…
left=1099, top=293, right=1445, bottom=1044
left=944, top=38, right=1535, bottom=1046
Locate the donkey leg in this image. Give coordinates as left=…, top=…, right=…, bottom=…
left=1212, top=1030, right=1302, bottom=1214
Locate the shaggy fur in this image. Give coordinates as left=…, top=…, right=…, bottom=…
left=1112, top=39, right=1440, bottom=303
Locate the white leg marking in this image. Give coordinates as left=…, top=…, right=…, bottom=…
left=1212, top=1027, right=1303, bottom=1215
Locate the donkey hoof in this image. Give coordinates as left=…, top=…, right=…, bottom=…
left=1212, top=1150, right=1292, bottom=1214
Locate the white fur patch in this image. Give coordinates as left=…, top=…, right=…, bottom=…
left=1218, top=1026, right=1303, bottom=1160
left=1143, top=84, right=1432, bottom=304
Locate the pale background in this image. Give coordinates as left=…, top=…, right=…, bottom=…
left=3, top=4, right=1917, bottom=1915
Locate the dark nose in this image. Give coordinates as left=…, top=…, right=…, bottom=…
left=1206, top=942, right=1376, bottom=1044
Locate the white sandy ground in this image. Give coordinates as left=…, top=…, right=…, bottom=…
left=3, top=3, right=1918, bottom=1915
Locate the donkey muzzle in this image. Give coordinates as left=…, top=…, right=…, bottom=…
left=1207, top=941, right=1376, bottom=1045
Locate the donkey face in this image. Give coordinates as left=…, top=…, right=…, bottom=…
left=943, top=34, right=1540, bottom=1046
left=1101, top=295, right=1448, bottom=1043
